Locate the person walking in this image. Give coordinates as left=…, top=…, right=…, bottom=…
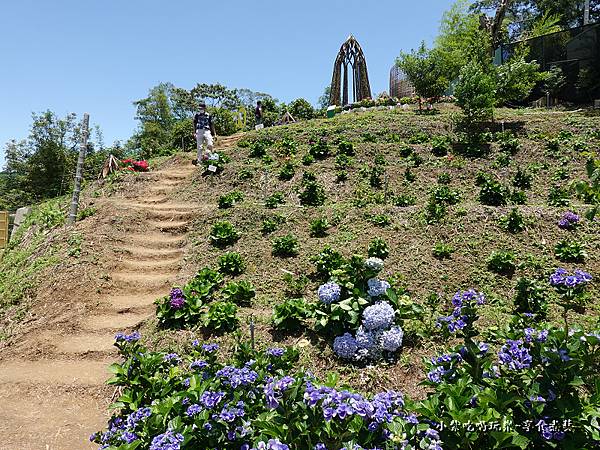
left=193, top=101, right=217, bottom=165
left=254, top=100, right=263, bottom=129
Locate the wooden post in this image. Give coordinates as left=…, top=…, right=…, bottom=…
left=584, top=0, right=590, bottom=25
left=68, top=113, right=90, bottom=225
left=0, top=211, right=8, bottom=249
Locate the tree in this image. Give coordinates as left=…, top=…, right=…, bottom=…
left=435, top=0, right=491, bottom=80
left=455, top=61, right=497, bottom=126
left=396, top=43, right=450, bottom=109
left=494, top=45, right=542, bottom=105
left=289, top=98, right=315, bottom=120
left=318, top=86, right=332, bottom=110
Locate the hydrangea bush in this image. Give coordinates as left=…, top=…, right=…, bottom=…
left=312, top=250, right=421, bottom=363
left=93, top=335, right=438, bottom=450
left=155, top=267, right=247, bottom=331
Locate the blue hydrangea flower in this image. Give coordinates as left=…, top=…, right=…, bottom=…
left=380, top=326, right=403, bottom=352
left=355, top=326, right=375, bottom=350
left=333, top=333, right=358, bottom=359
left=202, top=343, right=219, bottom=353
left=367, top=278, right=390, bottom=297
left=362, top=301, right=395, bottom=330
left=498, top=339, right=532, bottom=370
left=364, top=257, right=384, bottom=271
left=318, top=282, right=341, bottom=304
left=115, top=331, right=140, bottom=343
left=185, top=404, right=203, bottom=417
left=267, top=347, right=285, bottom=357
left=163, top=353, right=180, bottom=364
left=550, top=268, right=592, bottom=287
left=149, top=430, right=184, bottom=450
left=558, top=211, right=580, bottom=229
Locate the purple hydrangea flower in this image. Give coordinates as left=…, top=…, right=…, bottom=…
left=558, top=211, right=580, bottom=229
left=163, top=353, right=180, bottom=363
left=362, top=301, right=395, bottom=330
left=318, top=282, right=341, bottom=304
left=169, top=288, right=185, bottom=309
left=333, top=333, right=358, bottom=359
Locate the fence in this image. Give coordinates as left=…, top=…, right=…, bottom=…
left=0, top=211, right=8, bottom=249
left=498, top=22, right=600, bottom=103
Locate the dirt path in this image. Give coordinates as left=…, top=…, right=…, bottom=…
left=0, top=137, right=239, bottom=449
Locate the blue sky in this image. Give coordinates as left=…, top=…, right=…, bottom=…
left=0, top=0, right=455, bottom=168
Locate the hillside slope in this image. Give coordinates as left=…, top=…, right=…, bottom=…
left=0, top=135, right=240, bottom=449
left=1, top=106, right=599, bottom=448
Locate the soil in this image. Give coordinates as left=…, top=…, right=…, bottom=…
left=0, top=135, right=241, bottom=450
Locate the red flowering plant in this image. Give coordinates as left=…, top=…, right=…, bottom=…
left=121, top=158, right=149, bottom=172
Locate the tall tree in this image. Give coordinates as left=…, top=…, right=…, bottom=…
left=397, top=43, right=450, bottom=109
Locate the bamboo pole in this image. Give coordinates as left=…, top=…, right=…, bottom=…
left=67, top=113, right=90, bottom=225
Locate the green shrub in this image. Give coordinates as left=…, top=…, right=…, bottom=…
left=398, top=142, right=413, bottom=157
left=511, top=190, right=528, bottom=205
left=265, top=192, right=285, bottom=209
left=77, top=206, right=96, bottom=221
left=368, top=238, right=390, bottom=259
left=431, top=185, right=460, bottom=205
left=337, top=140, right=355, bottom=156
left=221, top=280, right=256, bottom=306
left=548, top=185, right=571, bottom=207
left=289, top=98, right=315, bottom=120
left=283, top=273, right=309, bottom=298
left=455, top=60, right=496, bottom=128
left=408, top=131, right=429, bottom=144
left=336, top=170, right=348, bottom=182
left=302, top=153, right=315, bottom=165
left=278, top=162, right=296, bottom=181
left=431, top=136, right=451, bottom=157
left=479, top=177, right=509, bottom=206
left=369, top=165, right=386, bottom=188
left=513, top=276, right=548, bottom=316
left=272, top=234, right=300, bottom=257
left=437, top=172, right=451, bottom=185
left=555, top=239, right=586, bottom=262
left=362, top=132, right=377, bottom=143
left=493, top=152, right=511, bottom=168
left=308, top=137, right=329, bottom=159
left=404, top=167, right=416, bottom=182
left=424, top=200, right=447, bottom=224
left=309, top=218, right=330, bottom=237
left=249, top=140, right=269, bottom=158
left=311, top=245, right=345, bottom=279
left=272, top=297, right=311, bottom=331
left=498, top=208, right=527, bottom=233
left=261, top=215, right=285, bottom=235
left=487, top=250, right=516, bottom=276
left=209, top=221, right=241, bottom=248
left=497, top=132, right=521, bottom=154
left=277, top=137, right=298, bottom=156
left=394, top=194, right=416, bottom=207
left=513, top=167, right=532, bottom=189
left=202, top=301, right=239, bottom=332
left=335, top=153, right=353, bottom=170
left=433, top=242, right=454, bottom=259
left=299, top=181, right=326, bottom=206
left=237, top=168, right=254, bottom=180
left=368, top=214, right=391, bottom=227
left=218, top=252, right=246, bottom=276
left=218, top=191, right=244, bottom=209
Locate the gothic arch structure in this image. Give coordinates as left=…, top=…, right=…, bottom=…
left=329, top=35, right=372, bottom=106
